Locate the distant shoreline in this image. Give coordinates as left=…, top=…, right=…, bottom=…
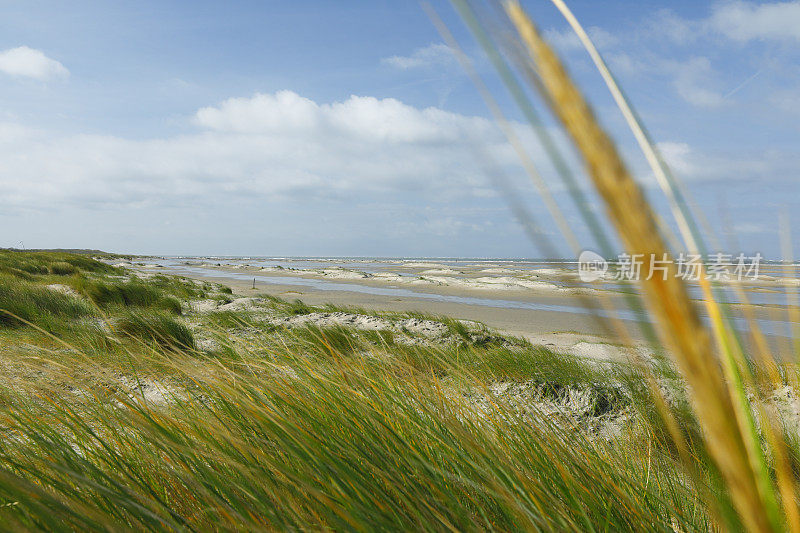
left=115, top=256, right=798, bottom=361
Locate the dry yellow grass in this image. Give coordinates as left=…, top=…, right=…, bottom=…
left=504, top=1, right=785, bottom=530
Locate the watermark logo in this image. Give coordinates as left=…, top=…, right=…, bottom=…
left=578, top=251, right=761, bottom=282
left=578, top=250, right=608, bottom=282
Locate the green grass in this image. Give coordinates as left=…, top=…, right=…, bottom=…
left=0, top=275, right=93, bottom=330
left=0, top=250, right=118, bottom=277
left=72, top=277, right=183, bottom=314
left=144, top=274, right=209, bottom=299
left=292, top=324, right=362, bottom=357
left=0, top=345, right=709, bottom=531
left=49, top=261, right=78, bottom=276
left=116, top=312, right=196, bottom=351
left=206, top=309, right=254, bottom=328
left=362, top=328, right=396, bottom=346
left=0, top=250, right=779, bottom=531
left=0, top=265, right=36, bottom=280
left=284, top=298, right=312, bottom=315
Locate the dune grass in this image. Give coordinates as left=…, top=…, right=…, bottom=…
left=0, top=250, right=118, bottom=277
left=49, top=261, right=78, bottom=276
left=0, top=274, right=93, bottom=330
left=73, top=277, right=184, bottom=315
left=116, top=311, right=196, bottom=351
left=0, top=250, right=797, bottom=530
left=0, top=265, right=710, bottom=530
left=0, top=348, right=709, bottom=531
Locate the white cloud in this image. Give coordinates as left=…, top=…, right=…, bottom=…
left=606, top=53, right=728, bottom=107
left=0, top=46, right=68, bottom=80
left=657, top=141, right=695, bottom=175
left=640, top=9, right=699, bottom=44
left=769, top=87, right=800, bottom=115
left=0, top=91, right=514, bottom=211
left=652, top=140, right=799, bottom=184
left=669, top=57, right=727, bottom=108
left=618, top=55, right=729, bottom=108
left=606, top=52, right=642, bottom=76
left=194, top=90, right=487, bottom=143
left=636, top=3, right=800, bottom=44
left=710, top=1, right=800, bottom=42
left=543, top=26, right=618, bottom=52
left=381, top=43, right=455, bottom=69
left=4, top=89, right=785, bottom=218
left=194, top=91, right=321, bottom=134
left=546, top=20, right=727, bottom=110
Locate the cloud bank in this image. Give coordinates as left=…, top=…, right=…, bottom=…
left=710, top=1, right=800, bottom=42
left=0, top=91, right=509, bottom=212
left=1, top=86, right=793, bottom=219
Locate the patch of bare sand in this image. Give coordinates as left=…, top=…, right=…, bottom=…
left=46, top=284, right=81, bottom=298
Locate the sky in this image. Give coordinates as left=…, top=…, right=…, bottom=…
left=0, top=0, right=798, bottom=258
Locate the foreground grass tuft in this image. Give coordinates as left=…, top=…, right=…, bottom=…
left=0, top=345, right=707, bottom=531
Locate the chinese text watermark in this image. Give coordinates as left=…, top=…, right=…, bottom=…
left=578, top=251, right=761, bottom=283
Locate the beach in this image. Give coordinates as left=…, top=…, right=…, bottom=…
left=117, top=256, right=799, bottom=361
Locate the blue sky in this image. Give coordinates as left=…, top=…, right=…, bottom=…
left=0, top=1, right=798, bottom=258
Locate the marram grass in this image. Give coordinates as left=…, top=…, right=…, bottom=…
left=501, top=1, right=795, bottom=531
left=0, top=323, right=706, bottom=531
left=0, top=250, right=723, bottom=531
